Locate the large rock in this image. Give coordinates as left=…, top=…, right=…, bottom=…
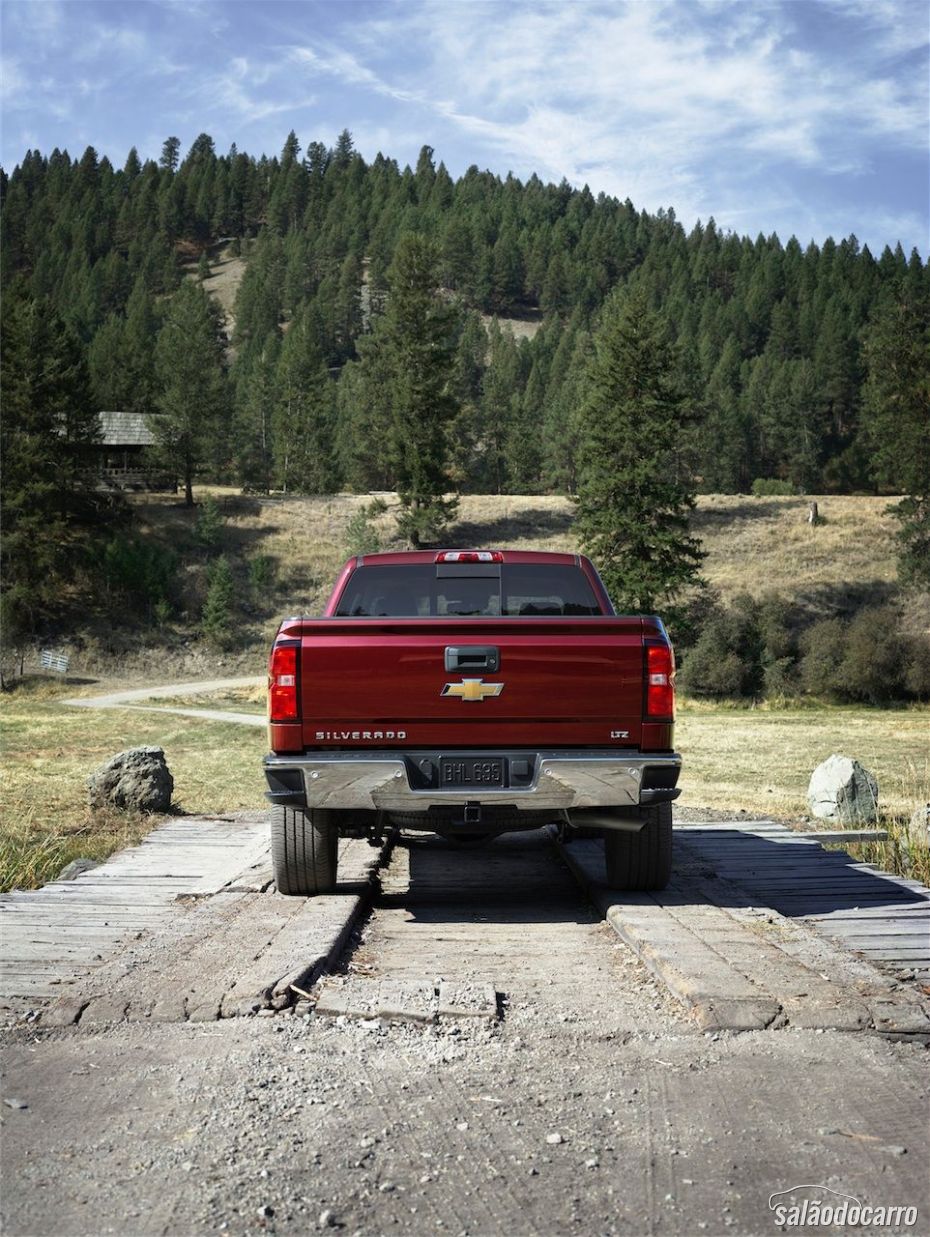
left=807, top=755, right=878, bottom=824
left=907, top=803, right=929, bottom=848
left=87, top=746, right=174, bottom=813
left=58, top=858, right=100, bottom=881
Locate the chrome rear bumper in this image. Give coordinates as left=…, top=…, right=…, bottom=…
left=264, top=750, right=681, bottom=812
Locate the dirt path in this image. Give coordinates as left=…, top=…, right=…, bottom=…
left=3, top=829, right=929, bottom=1236
left=64, top=676, right=265, bottom=726
left=4, top=682, right=926, bottom=1233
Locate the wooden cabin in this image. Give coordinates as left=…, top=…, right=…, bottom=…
left=93, top=411, right=170, bottom=490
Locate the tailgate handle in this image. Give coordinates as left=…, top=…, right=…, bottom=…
left=444, top=645, right=500, bottom=673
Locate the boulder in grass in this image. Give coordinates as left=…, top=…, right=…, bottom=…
left=807, top=754, right=878, bottom=824
left=87, top=746, right=174, bottom=813
left=907, top=803, right=929, bottom=848
left=58, top=858, right=100, bottom=881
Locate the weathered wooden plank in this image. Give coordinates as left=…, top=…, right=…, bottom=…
left=821, top=925, right=929, bottom=940
left=854, top=948, right=930, bottom=961
left=0, top=814, right=268, bottom=1004
left=809, top=904, right=930, bottom=917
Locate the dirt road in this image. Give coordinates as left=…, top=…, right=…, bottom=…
left=2, top=828, right=928, bottom=1236
left=64, top=677, right=266, bottom=727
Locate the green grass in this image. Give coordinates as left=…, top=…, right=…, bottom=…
left=3, top=675, right=926, bottom=891
left=677, top=697, right=930, bottom=884
left=0, top=678, right=267, bottom=891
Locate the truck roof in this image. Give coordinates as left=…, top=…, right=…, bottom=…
left=356, top=550, right=583, bottom=566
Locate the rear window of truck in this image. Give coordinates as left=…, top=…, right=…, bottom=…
left=334, top=564, right=603, bottom=617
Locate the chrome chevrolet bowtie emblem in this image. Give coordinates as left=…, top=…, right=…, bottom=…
left=441, top=678, right=504, bottom=702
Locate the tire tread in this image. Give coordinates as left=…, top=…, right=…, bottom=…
left=603, top=803, right=672, bottom=891
left=271, top=804, right=338, bottom=895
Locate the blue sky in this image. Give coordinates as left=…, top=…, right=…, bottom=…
left=1, top=0, right=927, bottom=254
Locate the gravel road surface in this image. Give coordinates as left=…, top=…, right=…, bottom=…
left=2, top=830, right=928, bottom=1237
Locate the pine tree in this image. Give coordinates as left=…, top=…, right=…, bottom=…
left=0, top=292, right=101, bottom=661
left=160, top=136, right=181, bottom=173
left=861, top=285, right=930, bottom=586
left=575, top=289, right=703, bottom=613
left=362, top=233, right=460, bottom=545
left=154, top=280, right=228, bottom=505
left=234, top=332, right=279, bottom=492
left=480, top=322, right=522, bottom=493
left=202, top=555, right=234, bottom=648
left=273, top=310, right=337, bottom=493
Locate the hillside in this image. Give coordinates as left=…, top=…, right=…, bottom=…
left=201, top=488, right=903, bottom=614
left=45, top=489, right=906, bottom=684
left=3, top=132, right=926, bottom=504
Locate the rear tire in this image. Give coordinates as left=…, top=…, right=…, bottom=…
left=271, top=804, right=338, bottom=896
left=603, top=802, right=672, bottom=891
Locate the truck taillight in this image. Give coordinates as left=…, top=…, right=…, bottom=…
left=269, top=641, right=299, bottom=722
left=645, top=640, right=675, bottom=720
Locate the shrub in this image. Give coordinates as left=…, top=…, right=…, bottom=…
left=756, top=593, right=797, bottom=661
left=202, top=556, right=235, bottom=649
left=798, top=618, right=847, bottom=697
left=667, top=586, right=722, bottom=654
left=763, top=656, right=797, bottom=697
left=103, top=535, right=178, bottom=621
left=835, top=606, right=906, bottom=703
left=904, top=635, right=930, bottom=699
left=152, top=598, right=173, bottom=628
left=345, top=499, right=387, bottom=557
left=678, top=592, right=803, bottom=700
left=248, top=554, right=277, bottom=596
left=800, top=607, right=915, bottom=703
left=195, top=496, right=224, bottom=552
left=751, top=478, right=796, bottom=496
left=678, top=594, right=765, bottom=698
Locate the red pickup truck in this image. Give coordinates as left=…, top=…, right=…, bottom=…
left=263, top=549, right=681, bottom=895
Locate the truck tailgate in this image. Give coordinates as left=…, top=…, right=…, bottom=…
left=292, top=617, right=646, bottom=748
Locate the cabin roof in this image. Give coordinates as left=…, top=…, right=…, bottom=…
left=98, top=411, right=158, bottom=447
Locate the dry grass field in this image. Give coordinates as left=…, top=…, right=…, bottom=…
left=0, top=678, right=264, bottom=891
left=2, top=675, right=926, bottom=891
left=145, top=487, right=900, bottom=628
left=1, top=489, right=923, bottom=891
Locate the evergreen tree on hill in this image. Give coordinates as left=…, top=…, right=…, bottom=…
left=160, top=136, right=181, bottom=173
left=273, top=308, right=338, bottom=494
left=862, top=280, right=930, bottom=587
left=359, top=233, right=460, bottom=545
left=575, top=288, right=703, bottom=614
left=154, top=280, right=228, bottom=506
left=0, top=130, right=923, bottom=505
left=0, top=292, right=101, bottom=663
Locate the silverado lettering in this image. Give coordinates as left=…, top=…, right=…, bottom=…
left=315, top=730, right=407, bottom=740
left=264, top=549, right=681, bottom=896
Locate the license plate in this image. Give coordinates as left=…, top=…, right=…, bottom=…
left=439, top=758, right=504, bottom=787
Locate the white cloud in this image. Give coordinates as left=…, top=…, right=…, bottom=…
left=0, top=0, right=924, bottom=250
left=284, top=0, right=926, bottom=245
left=0, top=56, right=28, bottom=104
left=821, top=0, right=930, bottom=56
left=196, top=56, right=317, bottom=125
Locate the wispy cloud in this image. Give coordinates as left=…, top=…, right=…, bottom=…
left=0, top=0, right=925, bottom=251
left=284, top=0, right=927, bottom=244
left=198, top=55, right=317, bottom=124
left=291, top=45, right=421, bottom=107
